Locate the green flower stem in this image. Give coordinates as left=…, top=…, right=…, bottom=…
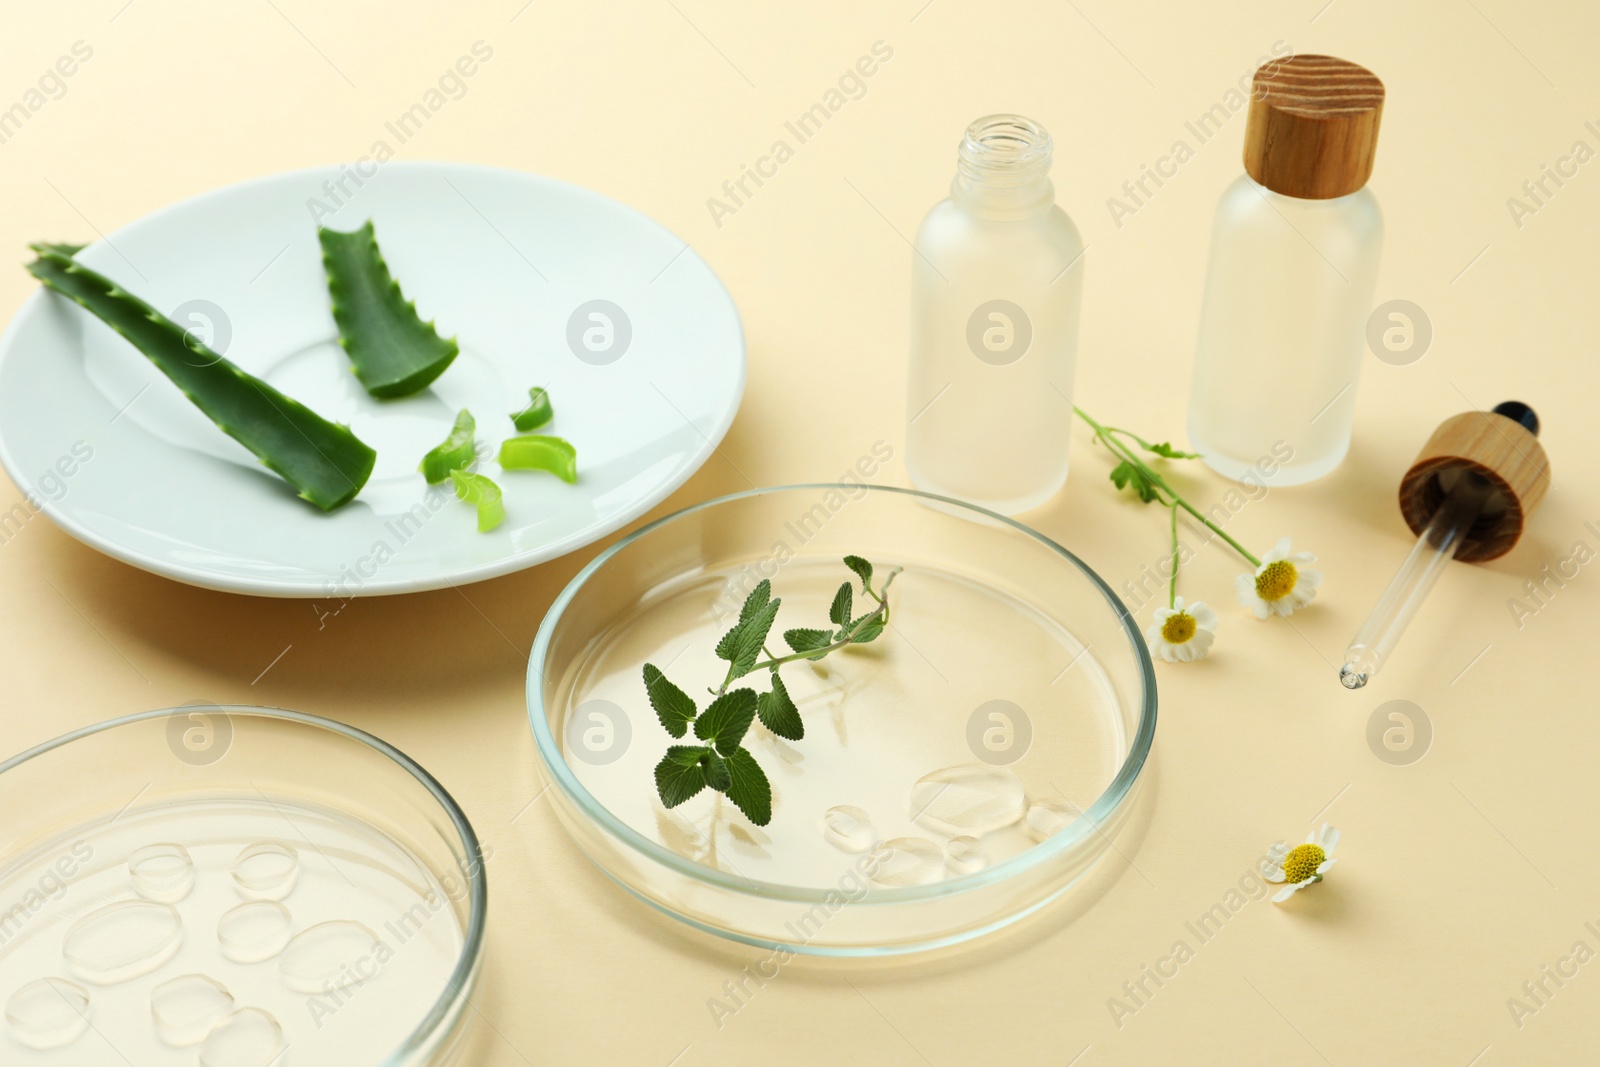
left=1168, top=501, right=1179, bottom=609
left=1073, top=406, right=1262, bottom=568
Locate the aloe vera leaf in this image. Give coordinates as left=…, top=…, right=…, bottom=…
left=26, top=244, right=375, bottom=512
left=509, top=386, right=552, bottom=431
left=420, top=408, right=476, bottom=484
left=497, top=434, right=577, bottom=484
left=449, top=469, right=505, bottom=532
left=318, top=221, right=458, bottom=399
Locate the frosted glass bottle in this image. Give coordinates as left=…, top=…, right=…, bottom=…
left=906, top=115, right=1084, bottom=515
left=1187, top=55, right=1387, bottom=485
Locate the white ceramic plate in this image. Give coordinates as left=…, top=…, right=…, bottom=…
left=0, top=163, right=744, bottom=597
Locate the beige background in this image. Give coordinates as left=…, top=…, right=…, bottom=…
left=2, top=0, right=1598, bottom=1063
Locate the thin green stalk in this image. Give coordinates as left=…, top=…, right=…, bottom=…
left=745, top=567, right=901, bottom=675
left=1073, top=406, right=1261, bottom=567
left=1168, top=502, right=1179, bottom=609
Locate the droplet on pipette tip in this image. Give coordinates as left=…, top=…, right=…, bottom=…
left=1339, top=663, right=1368, bottom=689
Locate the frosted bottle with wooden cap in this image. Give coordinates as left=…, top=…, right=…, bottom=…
left=906, top=115, right=1085, bottom=515
left=1187, top=55, right=1386, bottom=485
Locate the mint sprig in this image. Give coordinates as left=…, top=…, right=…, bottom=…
left=644, top=557, right=901, bottom=826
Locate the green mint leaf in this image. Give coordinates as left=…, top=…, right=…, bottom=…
left=756, top=673, right=803, bottom=741
left=694, top=688, right=759, bottom=754
left=784, top=628, right=833, bottom=659
left=715, top=595, right=781, bottom=679
left=850, top=617, right=886, bottom=644
left=829, top=582, right=853, bottom=626
left=739, top=580, right=772, bottom=623
left=655, top=745, right=711, bottom=808
left=1143, top=440, right=1200, bottom=460
left=702, top=750, right=732, bottom=792
left=723, top=747, right=773, bottom=825
left=843, top=555, right=873, bottom=589
left=642, top=663, right=696, bottom=738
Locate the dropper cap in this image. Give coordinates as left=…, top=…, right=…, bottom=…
left=1244, top=55, right=1385, bottom=199
left=1397, top=402, right=1551, bottom=562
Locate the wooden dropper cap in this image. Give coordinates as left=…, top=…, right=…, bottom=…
left=1397, top=402, right=1552, bottom=562
left=1244, top=55, right=1385, bottom=199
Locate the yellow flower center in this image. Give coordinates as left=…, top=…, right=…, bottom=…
left=1161, top=612, right=1197, bottom=644
left=1255, top=560, right=1298, bottom=601
left=1281, top=843, right=1325, bottom=883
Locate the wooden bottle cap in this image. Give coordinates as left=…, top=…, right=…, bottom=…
left=1244, top=55, right=1385, bottom=200
left=1398, top=407, right=1552, bottom=562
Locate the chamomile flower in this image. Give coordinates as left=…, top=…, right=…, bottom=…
left=1264, top=823, right=1339, bottom=903
left=1145, top=596, right=1217, bottom=663
left=1235, top=537, right=1322, bottom=619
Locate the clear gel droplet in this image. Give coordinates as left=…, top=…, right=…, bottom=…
left=822, top=805, right=875, bottom=852
left=1026, top=795, right=1075, bottom=842
left=230, top=842, right=299, bottom=901
left=199, top=1007, right=286, bottom=1067
left=129, top=842, right=196, bottom=903
left=151, top=974, right=234, bottom=1047
left=867, top=837, right=945, bottom=888
left=945, top=835, right=988, bottom=875
left=5, top=977, right=91, bottom=1049
left=63, top=899, right=184, bottom=984
left=217, top=901, right=293, bottom=964
left=909, top=764, right=1026, bottom=836
left=279, top=920, right=382, bottom=994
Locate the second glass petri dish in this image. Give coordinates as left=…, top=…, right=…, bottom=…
left=0, top=707, right=487, bottom=1065
left=528, top=484, right=1156, bottom=955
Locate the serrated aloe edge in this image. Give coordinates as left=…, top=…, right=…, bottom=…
left=643, top=555, right=901, bottom=827
left=26, top=243, right=376, bottom=512
left=319, top=221, right=459, bottom=399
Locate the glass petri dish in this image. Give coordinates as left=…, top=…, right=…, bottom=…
left=0, top=707, right=486, bottom=1065
left=528, top=484, right=1156, bottom=955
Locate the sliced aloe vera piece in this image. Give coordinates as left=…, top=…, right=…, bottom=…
left=420, top=409, right=476, bottom=484
left=450, top=469, right=504, bottom=532
left=510, top=387, right=552, bottom=431
left=319, top=221, right=458, bottom=398
left=498, top=434, right=577, bottom=483
left=26, top=244, right=375, bottom=512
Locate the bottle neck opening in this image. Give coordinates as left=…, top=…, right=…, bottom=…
left=954, top=115, right=1054, bottom=214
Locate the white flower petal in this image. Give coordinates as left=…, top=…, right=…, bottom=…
left=1318, top=824, right=1340, bottom=851
left=1271, top=884, right=1299, bottom=903
left=1148, top=637, right=1181, bottom=663
left=1189, top=602, right=1219, bottom=630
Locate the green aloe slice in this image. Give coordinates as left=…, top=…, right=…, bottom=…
left=498, top=434, right=577, bottom=483
left=26, top=243, right=375, bottom=512
left=510, top=386, right=552, bottom=431
left=420, top=408, right=476, bottom=484
left=450, top=469, right=504, bottom=532
left=319, top=221, right=458, bottom=398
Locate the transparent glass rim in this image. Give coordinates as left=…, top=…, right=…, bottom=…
left=0, top=705, right=488, bottom=1067
left=527, top=483, right=1158, bottom=906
